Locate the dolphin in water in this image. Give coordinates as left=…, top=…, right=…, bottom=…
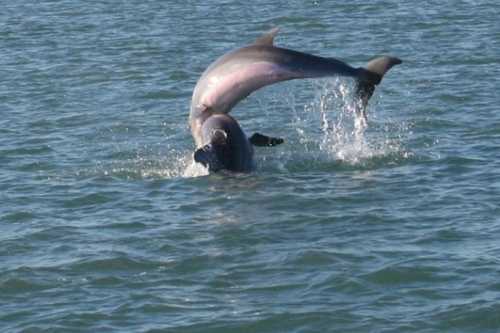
left=189, top=28, right=401, bottom=172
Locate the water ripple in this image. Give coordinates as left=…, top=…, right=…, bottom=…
left=2, top=1, right=500, bottom=332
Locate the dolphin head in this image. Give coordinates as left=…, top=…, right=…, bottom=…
left=193, top=129, right=231, bottom=172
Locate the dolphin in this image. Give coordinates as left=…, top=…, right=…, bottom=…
left=189, top=28, right=401, bottom=172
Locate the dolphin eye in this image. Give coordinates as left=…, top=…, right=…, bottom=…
left=211, top=129, right=228, bottom=145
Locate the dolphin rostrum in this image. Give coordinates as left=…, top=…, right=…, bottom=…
left=189, top=28, right=401, bottom=172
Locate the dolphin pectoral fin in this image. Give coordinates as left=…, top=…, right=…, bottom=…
left=253, top=27, right=280, bottom=46
left=249, top=133, right=284, bottom=147
left=356, top=56, right=402, bottom=114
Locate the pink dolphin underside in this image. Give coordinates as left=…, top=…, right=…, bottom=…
left=197, top=62, right=297, bottom=115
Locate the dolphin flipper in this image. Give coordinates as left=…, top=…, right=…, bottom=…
left=249, top=133, right=284, bottom=147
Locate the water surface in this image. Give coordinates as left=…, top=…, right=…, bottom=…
left=2, top=1, right=500, bottom=332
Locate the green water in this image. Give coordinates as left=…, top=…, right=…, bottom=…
left=2, top=1, right=500, bottom=332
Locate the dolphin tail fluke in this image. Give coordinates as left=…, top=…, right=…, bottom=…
left=356, top=56, right=402, bottom=120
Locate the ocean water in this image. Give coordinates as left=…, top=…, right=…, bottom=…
left=2, top=1, right=500, bottom=332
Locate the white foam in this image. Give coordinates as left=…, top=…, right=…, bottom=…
left=182, top=159, right=209, bottom=178
left=294, top=78, right=409, bottom=166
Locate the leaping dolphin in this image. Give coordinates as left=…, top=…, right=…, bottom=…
left=190, top=28, right=401, bottom=172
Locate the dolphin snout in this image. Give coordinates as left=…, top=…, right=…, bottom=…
left=194, top=144, right=224, bottom=172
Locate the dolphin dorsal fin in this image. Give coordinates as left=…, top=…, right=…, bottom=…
left=254, top=27, right=280, bottom=46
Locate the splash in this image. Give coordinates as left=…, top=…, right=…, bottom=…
left=81, top=148, right=208, bottom=180
left=294, top=78, right=409, bottom=166
left=182, top=158, right=209, bottom=178
left=81, top=78, right=408, bottom=179
left=129, top=150, right=208, bottom=179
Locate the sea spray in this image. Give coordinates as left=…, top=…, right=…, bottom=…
left=81, top=146, right=207, bottom=180
left=295, top=78, right=409, bottom=166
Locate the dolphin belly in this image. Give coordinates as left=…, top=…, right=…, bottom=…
left=198, top=61, right=297, bottom=116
